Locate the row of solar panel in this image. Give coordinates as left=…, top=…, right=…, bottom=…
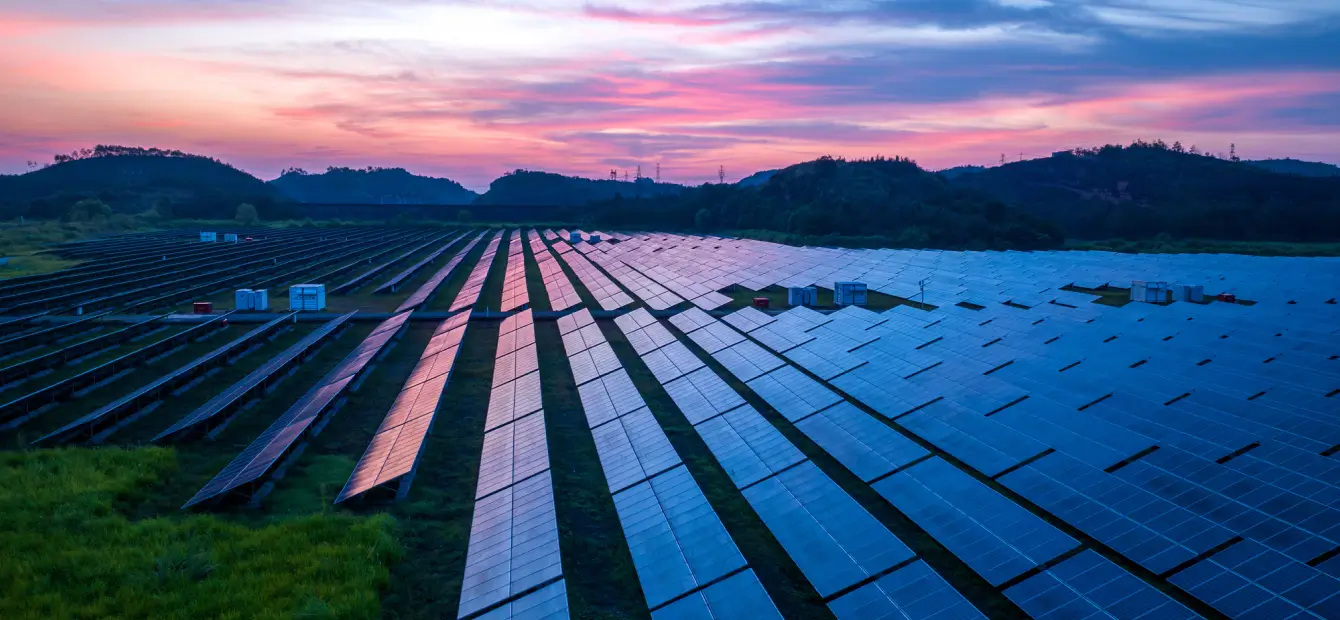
left=183, top=310, right=411, bottom=509
left=374, top=231, right=469, bottom=294
left=527, top=231, right=581, bottom=312
left=336, top=310, right=470, bottom=504
left=623, top=307, right=995, bottom=618
left=553, top=244, right=632, bottom=310
left=34, top=311, right=299, bottom=445
left=451, top=231, right=505, bottom=312
left=500, top=233, right=530, bottom=313
left=335, top=231, right=449, bottom=293
left=457, top=308, right=567, bottom=619
left=558, top=307, right=781, bottom=618
left=398, top=231, right=489, bottom=313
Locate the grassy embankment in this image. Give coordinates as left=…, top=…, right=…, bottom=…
left=0, top=447, right=398, bottom=620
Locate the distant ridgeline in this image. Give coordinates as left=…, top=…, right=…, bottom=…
left=951, top=143, right=1340, bottom=242
left=4, top=142, right=1340, bottom=249
left=474, top=169, right=686, bottom=206
left=270, top=166, right=479, bottom=205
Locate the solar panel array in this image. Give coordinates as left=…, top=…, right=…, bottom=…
left=528, top=230, right=580, bottom=311
left=335, top=231, right=452, bottom=294
left=552, top=241, right=632, bottom=310
left=336, top=310, right=471, bottom=503
left=374, top=231, right=468, bottom=294
left=155, top=312, right=355, bottom=441
left=452, top=230, right=505, bottom=312
left=655, top=308, right=981, bottom=613
left=576, top=236, right=732, bottom=310
left=458, top=308, right=568, bottom=619
left=500, top=231, right=530, bottom=312
left=397, top=230, right=487, bottom=313
left=184, top=310, right=412, bottom=509
left=559, top=307, right=779, bottom=616
left=35, top=311, right=299, bottom=444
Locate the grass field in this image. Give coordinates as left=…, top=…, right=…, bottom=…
left=0, top=447, right=397, bottom=620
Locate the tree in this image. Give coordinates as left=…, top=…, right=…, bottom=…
left=457, top=209, right=472, bottom=223
left=153, top=198, right=175, bottom=220
left=68, top=198, right=112, bottom=222
left=235, top=203, right=259, bottom=224
left=694, top=208, right=713, bottom=230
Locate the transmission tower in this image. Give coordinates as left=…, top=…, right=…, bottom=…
left=623, top=171, right=629, bottom=182
left=718, top=165, right=725, bottom=184
left=636, top=164, right=642, bottom=181
left=610, top=169, right=617, bottom=181
left=656, top=162, right=661, bottom=183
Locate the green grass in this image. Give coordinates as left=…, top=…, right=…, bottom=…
left=0, top=447, right=399, bottom=620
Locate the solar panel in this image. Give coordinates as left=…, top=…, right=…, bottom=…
left=485, top=370, right=543, bottom=432
left=650, top=569, right=783, bottom=620
left=641, top=341, right=706, bottom=384
left=476, top=411, right=551, bottom=500
left=745, top=366, right=843, bottom=423
left=619, top=324, right=672, bottom=357
left=1000, top=451, right=1229, bottom=575
left=663, top=367, right=747, bottom=425
left=614, top=308, right=659, bottom=334
left=561, top=323, right=605, bottom=356
left=457, top=471, right=563, bottom=619
left=693, top=404, right=806, bottom=489
left=1170, top=539, right=1340, bottom=618
left=474, top=579, right=569, bottom=620
left=591, top=407, right=681, bottom=493
left=687, top=321, right=746, bottom=354
left=711, top=340, right=785, bottom=383
left=721, top=307, right=775, bottom=333
left=794, top=403, right=929, bottom=483
left=896, top=400, right=1049, bottom=477
left=567, top=341, right=622, bottom=386
left=828, top=560, right=984, bottom=620
left=669, top=308, right=716, bottom=334
left=1006, top=550, right=1197, bottom=620
left=494, top=344, right=540, bottom=388
left=743, top=461, right=914, bottom=597
left=577, top=370, right=648, bottom=428
left=557, top=308, right=594, bottom=336
left=613, top=465, right=748, bottom=609
left=874, top=458, right=1078, bottom=586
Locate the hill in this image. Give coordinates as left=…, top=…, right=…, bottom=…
left=1245, top=158, right=1340, bottom=177
left=936, top=165, right=986, bottom=179
left=591, top=156, right=1064, bottom=249
left=270, top=167, right=478, bottom=204
left=0, top=146, right=289, bottom=220
left=951, top=143, right=1340, bottom=241
left=474, top=170, right=685, bottom=206
left=736, top=169, right=778, bottom=187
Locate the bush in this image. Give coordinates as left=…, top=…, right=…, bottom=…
left=694, top=208, right=712, bottom=230
left=234, top=203, right=259, bottom=225
left=457, top=209, right=472, bottom=223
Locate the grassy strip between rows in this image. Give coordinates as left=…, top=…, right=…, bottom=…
left=0, top=447, right=399, bottom=620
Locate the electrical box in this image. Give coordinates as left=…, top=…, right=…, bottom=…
left=834, top=282, right=867, bottom=306
left=289, top=284, right=327, bottom=311
left=252, top=289, right=269, bottom=311
left=569, top=231, right=582, bottom=243
left=788, top=286, right=818, bottom=306
left=236, top=289, right=254, bottom=311
left=200, top=232, right=217, bottom=242
left=224, top=233, right=239, bottom=242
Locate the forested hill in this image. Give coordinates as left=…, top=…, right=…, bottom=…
left=950, top=144, right=1340, bottom=241
left=474, top=170, right=685, bottom=206
left=591, top=156, right=1064, bottom=249
left=0, top=147, right=288, bottom=220
left=1245, top=158, right=1340, bottom=177
left=270, top=167, right=478, bottom=204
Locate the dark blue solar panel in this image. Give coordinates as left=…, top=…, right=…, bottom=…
left=1170, top=540, right=1340, bottom=618
left=874, top=457, right=1077, bottom=586
left=1000, top=451, right=1232, bottom=575
left=828, top=559, right=984, bottom=620
left=895, top=400, right=1048, bottom=477
left=1006, top=550, right=1197, bottom=620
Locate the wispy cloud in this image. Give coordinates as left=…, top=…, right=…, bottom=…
left=0, top=0, right=1337, bottom=188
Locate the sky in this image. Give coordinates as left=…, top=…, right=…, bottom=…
left=1, top=0, right=1338, bottom=190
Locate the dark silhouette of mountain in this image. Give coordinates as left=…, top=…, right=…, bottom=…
left=270, top=167, right=478, bottom=205
left=1245, top=158, right=1340, bottom=177
left=936, top=165, right=986, bottom=179
left=591, top=156, right=1063, bottom=249
left=736, top=169, right=778, bottom=187
left=0, top=146, right=289, bottom=220
left=474, top=170, right=685, bottom=206
left=951, top=142, right=1340, bottom=241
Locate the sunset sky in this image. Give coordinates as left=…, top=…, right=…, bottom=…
left=2, top=0, right=1338, bottom=189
